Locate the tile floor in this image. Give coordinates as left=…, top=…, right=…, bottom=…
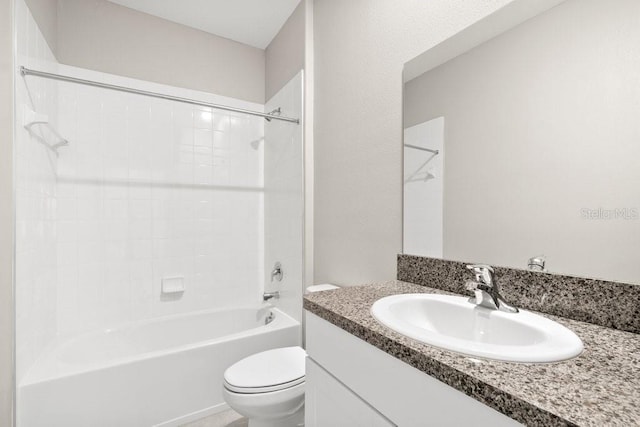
left=181, top=409, right=248, bottom=427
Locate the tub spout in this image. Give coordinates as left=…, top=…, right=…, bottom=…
left=263, top=291, right=280, bottom=301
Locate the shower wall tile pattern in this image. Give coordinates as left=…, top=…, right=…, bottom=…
left=54, top=68, right=265, bottom=337
left=15, top=0, right=297, bottom=385
left=14, top=0, right=60, bottom=382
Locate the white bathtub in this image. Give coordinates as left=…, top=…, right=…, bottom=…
left=18, top=307, right=300, bottom=427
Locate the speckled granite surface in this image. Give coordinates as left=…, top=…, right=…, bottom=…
left=398, top=255, right=640, bottom=334
left=304, top=281, right=640, bottom=427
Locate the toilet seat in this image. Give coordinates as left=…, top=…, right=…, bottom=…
left=223, top=346, right=306, bottom=394
left=224, top=376, right=305, bottom=394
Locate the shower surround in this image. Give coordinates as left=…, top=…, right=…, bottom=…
left=52, top=66, right=266, bottom=338
left=14, top=1, right=304, bottom=424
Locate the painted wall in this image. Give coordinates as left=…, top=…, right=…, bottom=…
left=25, top=0, right=266, bottom=104
left=403, top=0, right=640, bottom=284
left=303, top=0, right=314, bottom=286
left=0, top=0, right=15, bottom=422
left=313, top=0, right=515, bottom=285
left=23, top=0, right=57, bottom=54
left=25, top=0, right=312, bottom=104
left=265, top=2, right=305, bottom=101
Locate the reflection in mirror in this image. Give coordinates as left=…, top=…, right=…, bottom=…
left=403, top=0, right=640, bottom=284
left=403, top=117, right=444, bottom=258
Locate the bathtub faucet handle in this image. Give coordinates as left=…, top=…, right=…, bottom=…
left=263, top=291, right=280, bottom=301
left=271, top=262, right=283, bottom=282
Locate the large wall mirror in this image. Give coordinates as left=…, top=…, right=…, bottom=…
left=402, top=0, right=640, bottom=285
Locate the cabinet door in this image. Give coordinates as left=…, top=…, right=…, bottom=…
left=305, top=357, right=395, bottom=427
left=306, top=312, right=523, bottom=427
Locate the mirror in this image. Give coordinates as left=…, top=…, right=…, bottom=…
left=402, top=0, right=640, bottom=284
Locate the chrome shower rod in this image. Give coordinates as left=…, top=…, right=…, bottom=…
left=404, top=143, right=439, bottom=155
left=20, top=66, right=300, bottom=124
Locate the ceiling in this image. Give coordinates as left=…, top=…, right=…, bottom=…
left=107, top=0, right=301, bottom=49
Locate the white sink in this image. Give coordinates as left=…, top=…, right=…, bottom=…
left=371, top=293, right=583, bottom=363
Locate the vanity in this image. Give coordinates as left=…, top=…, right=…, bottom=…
left=304, top=283, right=520, bottom=426
left=303, top=279, right=640, bottom=426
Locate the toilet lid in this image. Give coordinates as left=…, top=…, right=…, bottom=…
left=224, top=346, right=306, bottom=393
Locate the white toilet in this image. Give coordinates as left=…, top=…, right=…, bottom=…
left=223, top=346, right=306, bottom=427
left=222, top=284, right=339, bottom=427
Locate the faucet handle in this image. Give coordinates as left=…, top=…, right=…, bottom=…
left=271, top=262, right=283, bottom=282
left=465, top=280, right=489, bottom=292
left=528, top=255, right=546, bottom=272
left=465, top=280, right=492, bottom=307
left=466, top=264, right=494, bottom=284
left=466, top=264, right=494, bottom=273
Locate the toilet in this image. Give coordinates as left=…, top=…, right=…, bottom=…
left=222, top=284, right=339, bottom=427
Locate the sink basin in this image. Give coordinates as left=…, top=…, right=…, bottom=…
left=371, top=293, right=583, bottom=363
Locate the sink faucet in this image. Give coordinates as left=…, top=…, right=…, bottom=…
left=465, top=264, right=518, bottom=313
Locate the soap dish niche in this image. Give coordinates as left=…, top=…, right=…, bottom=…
left=162, top=276, right=185, bottom=295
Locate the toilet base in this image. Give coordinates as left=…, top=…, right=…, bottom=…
left=247, top=404, right=304, bottom=427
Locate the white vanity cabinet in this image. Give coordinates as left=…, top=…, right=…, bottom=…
left=305, top=358, right=394, bottom=427
left=304, top=311, right=523, bottom=427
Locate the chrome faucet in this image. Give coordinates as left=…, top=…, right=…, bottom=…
left=528, top=255, right=546, bottom=272
left=263, top=291, right=280, bottom=301
left=465, top=264, right=518, bottom=313
left=270, top=262, right=283, bottom=282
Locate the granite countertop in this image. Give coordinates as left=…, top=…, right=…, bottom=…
left=303, top=281, right=640, bottom=427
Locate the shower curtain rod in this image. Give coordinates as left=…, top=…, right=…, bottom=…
left=404, top=143, right=439, bottom=155
left=20, top=66, right=300, bottom=124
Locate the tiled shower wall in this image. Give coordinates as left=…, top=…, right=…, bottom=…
left=15, top=0, right=59, bottom=382
left=15, top=0, right=271, bottom=379
left=16, top=0, right=306, bottom=385
left=54, top=67, right=265, bottom=338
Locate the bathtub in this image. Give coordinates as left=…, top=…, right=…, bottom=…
left=18, top=307, right=300, bottom=427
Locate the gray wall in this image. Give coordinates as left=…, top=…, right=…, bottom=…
left=265, top=1, right=305, bottom=101
left=25, top=0, right=311, bottom=104
left=404, top=0, right=640, bottom=284
left=0, top=0, right=15, bottom=423
left=312, top=0, right=514, bottom=285
left=23, top=0, right=57, bottom=53
left=43, top=0, right=266, bottom=103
